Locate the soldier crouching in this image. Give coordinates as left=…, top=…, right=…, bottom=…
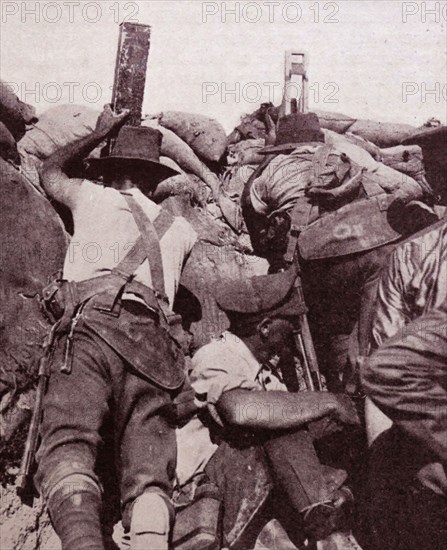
left=178, top=269, right=362, bottom=548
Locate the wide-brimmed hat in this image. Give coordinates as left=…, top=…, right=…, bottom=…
left=260, top=112, right=325, bottom=154
left=215, top=267, right=307, bottom=333
left=87, top=126, right=179, bottom=183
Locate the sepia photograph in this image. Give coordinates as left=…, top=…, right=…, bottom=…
left=0, top=1, right=446, bottom=549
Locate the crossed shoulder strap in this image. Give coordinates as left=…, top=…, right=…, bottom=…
left=113, top=193, right=174, bottom=298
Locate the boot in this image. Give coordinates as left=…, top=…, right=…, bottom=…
left=301, top=487, right=363, bottom=549
left=129, top=491, right=172, bottom=550
left=301, top=486, right=354, bottom=541
left=47, top=474, right=104, bottom=550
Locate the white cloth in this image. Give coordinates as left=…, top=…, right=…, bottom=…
left=176, top=332, right=287, bottom=487
left=191, top=331, right=287, bottom=414
left=63, top=180, right=197, bottom=306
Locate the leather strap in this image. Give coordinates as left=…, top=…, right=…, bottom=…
left=121, top=193, right=174, bottom=299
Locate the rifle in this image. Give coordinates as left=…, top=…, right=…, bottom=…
left=17, top=323, right=57, bottom=504
left=292, top=265, right=323, bottom=392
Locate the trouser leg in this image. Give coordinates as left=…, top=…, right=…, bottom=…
left=47, top=474, right=104, bottom=550
left=303, top=244, right=396, bottom=393
left=112, top=357, right=177, bottom=546
left=35, top=328, right=112, bottom=550
left=264, top=429, right=347, bottom=511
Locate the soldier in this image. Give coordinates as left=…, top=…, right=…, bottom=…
left=360, top=217, right=447, bottom=550
left=187, top=268, right=361, bottom=549
left=362, top=302, right=447, bottom=550
left=34, top=105, right=197, bottom=550
left=241, top=112, right=430, bottom=391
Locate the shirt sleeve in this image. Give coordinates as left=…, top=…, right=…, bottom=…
left=364, top=307, right=447, bottom=463
left=190, top=340, right=259, bottom=424
left=370, top=245, right=412, bottom=349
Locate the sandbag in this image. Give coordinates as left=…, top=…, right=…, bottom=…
left=18, top=104, right=99, bottom=159
left=0, top=80, right=37, bottom=141
left=158, top=110, right=227, bottom=163
left=348, top=118, right=416, bottom=148
left=380, top=145, right=427, bottom=186
left=160, top=155, right=184, bottom=174
left=0, top=158, right=67, bottom=397
left=314, top=109, right=356, bottom=134
left=0, top=121, right=20, bottom=164
left=364, top=163, right=423, bottom=202
left=153, top=173, right=208, bottom=205
left=323, top=130, right=379, bottom=172
left=144, top=120, right=220, bottom=198
left=343, top=132, right=381, bottom=160
left=323, top=131, right=424, bottom=200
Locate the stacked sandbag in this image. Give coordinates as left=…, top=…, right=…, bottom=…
left=348, top=118, right=416, bottom=148
left=19, top=104, right=98, bottom=158
left=324, top=130, right=423, bottom=201
left=155, top=111, right=227, bottom=163
left=323, top=129, right=379, bottom=171
left=143, top=118, right=220, bottom=199
left=0, top=80, right=37, bottom=141
left=0, top=156, right=67, bottom=495
left=0, top=121, right=20, bottom=164
left=314, top=109, right=356, bottom=134
left=380, top=144, right=428, bottom=188
left=0, top=81, right=37, bottom=164
left=342, top=132, right=381, bottom=160
left=18, top=104, right=100, bottom=189
left=230, top=105, right=422, bottom=149
left=0, top=159, right=67, bottom=399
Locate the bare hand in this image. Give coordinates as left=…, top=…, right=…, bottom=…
left=332, top=394, right=360, bottom=426
left=95, top=105, right=130, bottom=136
